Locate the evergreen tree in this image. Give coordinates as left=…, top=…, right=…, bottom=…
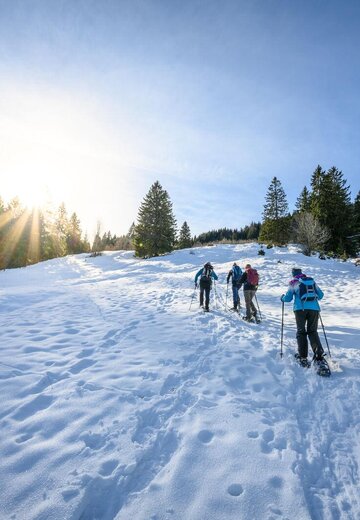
left=295, top=186, right=311, bottom=213
left=67, top=212, right=83, bottom=254
left=353, top=191, right=360, bottom=234
left=134, top=181, right=177, bottom=257
left=259, top=177, right=290, bottom=245
left=178, top=221, right=192, bottom=249
left=310, top=166, right=352, bottom=254
left=127, top=222, right=136, bottom=240
left=54, top=203, right=69, bottom=257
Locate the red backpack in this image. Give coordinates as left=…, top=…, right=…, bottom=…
left=247, top=268, right=259, bottom=286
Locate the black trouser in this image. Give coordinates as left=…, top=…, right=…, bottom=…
left=294, top=309, right=324, bottom=359
left=199, top=282, right=211, bottom=309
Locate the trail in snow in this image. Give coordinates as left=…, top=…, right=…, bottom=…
left=0, top=244, right=359, bottom=520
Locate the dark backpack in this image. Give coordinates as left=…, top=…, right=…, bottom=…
left=298, top=276, right=317, bottom=303
left=200, top=265, right=213, bottom=286
left=246, top=268, right=259, bottom=286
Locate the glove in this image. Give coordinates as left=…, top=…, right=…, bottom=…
left=195, top=282, right=198, bottom=289
left=227, top=281, right=229, bottom=285
left=280, top=294, right=285, bottom=302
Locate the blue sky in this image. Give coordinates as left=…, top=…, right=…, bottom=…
left=1, top=0, right=359, bottom=237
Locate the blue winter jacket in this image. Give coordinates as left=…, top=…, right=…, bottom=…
left=281, top=274, right=324, bottom=311
left=195, top=268, right=218, bottom=284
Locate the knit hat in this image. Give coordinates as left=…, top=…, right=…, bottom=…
left=292, top=267, right=302, bottom=277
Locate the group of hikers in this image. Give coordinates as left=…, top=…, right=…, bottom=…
left=194, top=261, right=260, bottom=321
left=193, top=261, right=330, bottom=376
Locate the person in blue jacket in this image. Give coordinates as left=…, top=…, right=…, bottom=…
left=281, top=267, right=325, bottom=366
left=226, top=262, right=243, bottom=311
left=194, top=262, right=218, bottom=311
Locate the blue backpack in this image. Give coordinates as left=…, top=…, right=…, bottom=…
left=232, top=265, right=242, bottom=282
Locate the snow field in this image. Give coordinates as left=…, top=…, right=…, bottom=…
left=0, top=243, right=359, bottom=520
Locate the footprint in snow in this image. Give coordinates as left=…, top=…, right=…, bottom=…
left=261, top=428, right=275, bottom=453
left=69, top=359, right=95, bottom=374
left=227, top=483, right=244, bottom=496
left=197, top=430, right=214, bottom=444
left=64, top=328, right=79, bottom=335
left=268, top=476, right=283, bottom=489
left=99, top=459, right=119, bottom=476
left=12, top=394, right=54, bottom=421
left=62, top=488, right=80, bottom=502
left=77, top=348, right=95, bottom=359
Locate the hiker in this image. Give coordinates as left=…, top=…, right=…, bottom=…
left=281, top=267, right=325, bottom=367
left=239, top=263, right=259, bottom=322
left=194, top=262, right=218, bottom=311
left=226, top=262, right=243, bottom=311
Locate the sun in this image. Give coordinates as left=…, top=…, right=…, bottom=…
left=16, top=176, right=50, bottom=211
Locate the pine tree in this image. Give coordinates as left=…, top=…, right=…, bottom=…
left=134, top=181, right=177, bottom=257
left=310, top=166, right=352, bottom=254
left=67, top=212, right=83, bottom=254
left=295, top=186, right=311, bottom=213
left=54, top=203, right=69, bottom=257
left=178, top=221, right=192, bottom=249
left=259, top=177, right=290, bottom=245
left=353, top=191, right=360, bottom=233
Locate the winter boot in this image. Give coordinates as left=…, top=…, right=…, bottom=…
left=295, top=353, right=311, bottom=368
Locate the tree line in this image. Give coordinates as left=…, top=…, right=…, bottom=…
left=193, top=223, right=261, bottom=244
left=0, top=197, right=90, bottom=269
left=1, top=164, right=359, bottom=267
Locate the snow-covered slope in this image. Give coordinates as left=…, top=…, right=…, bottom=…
left=1, top=244, right=359, bottom=520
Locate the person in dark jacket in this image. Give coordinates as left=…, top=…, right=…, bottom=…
left=281, top=267, right=325, bottom=367
left=194, top=262, right=218, bottom=311
left=226, top=262, right=242, bottom=311
left=239, top=263, right=259, bottom=322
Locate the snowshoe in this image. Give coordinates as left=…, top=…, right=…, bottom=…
left=294, top=353, right=311, bottom=368
left=314, top=358, right=331, bottom=377
left=242, top=316, right=254, bottom=323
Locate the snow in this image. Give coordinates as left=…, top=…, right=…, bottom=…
left=1, top=243, right=360, bottom=520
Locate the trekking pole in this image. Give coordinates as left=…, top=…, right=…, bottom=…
left=254, top=293, right=262, bottom=321
left=189, top=285, right=197, bottom=311
left=225, top=283, right=229, bottom=309
left=319, top=313, right=332, bottom=358
left=280, top=300, right=284, bottom=358
left=213, top=281, right=218, bottom=309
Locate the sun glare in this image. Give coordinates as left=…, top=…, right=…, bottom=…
left=17, top=178, right=49, bottom=210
